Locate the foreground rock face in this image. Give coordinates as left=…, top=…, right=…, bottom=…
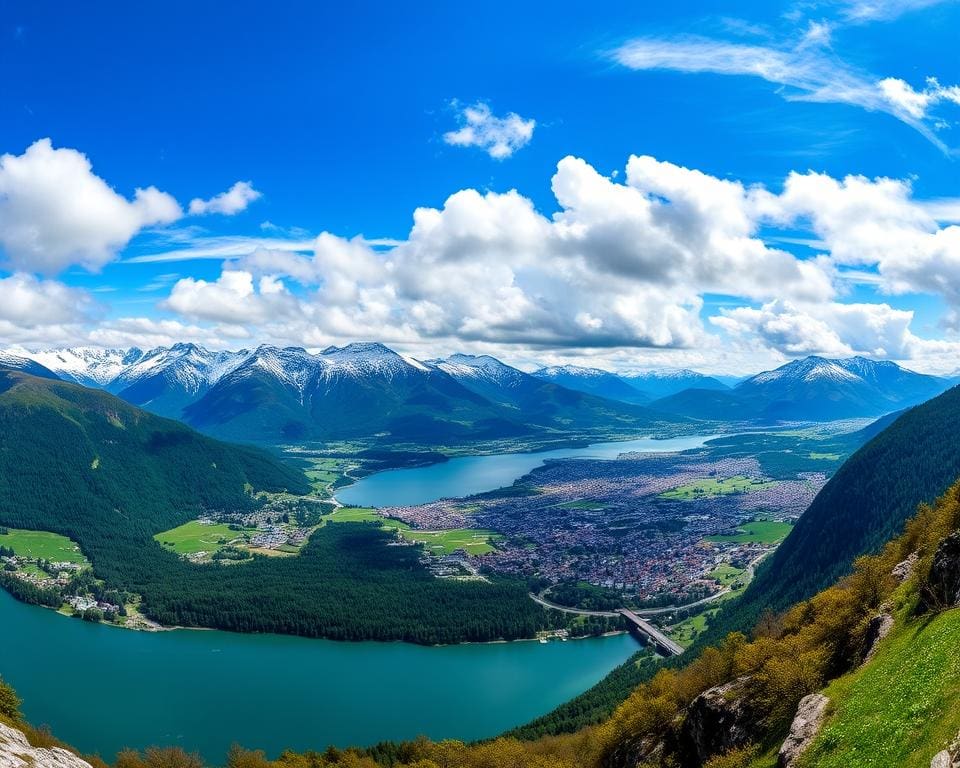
left=931, top=750, right=952, bottom=768
left=892, top=552, right=919, bottom=583
left=681, top=677, right=758, bottom=764
left=778, top=693, right=829, bottom=768
left=924, top=532, right=960, bottom=610
left=861, top=613, right=894, bottom=663
left=0, top=723, right=92, bottom=768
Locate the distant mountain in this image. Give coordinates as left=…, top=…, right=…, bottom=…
left=432, top=354, right=663, bottom=430
left=621, top=369, right=729, bottom=400
left=108, top=343, right=248, bottom=418
left=15, top=346, right=141, bottom=387
left=0, top=352, right=60, bottom=380
left=532, top=365, right=651, bottom=404
left=648, top=356, right=949, bottom=423
left=183, top=346, right=677, bottom=444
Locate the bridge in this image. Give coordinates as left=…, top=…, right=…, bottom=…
left=617, top=609, right=685, bottom=657
left=528, top=592, right=685, bottom=656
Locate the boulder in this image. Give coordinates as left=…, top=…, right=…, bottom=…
left=860, top=613, right=894, bottom=663
left=0, top=722, right=93, bottom=768
left=778, top=693, right=829, bottom=768
left=892, top=552, right=919, bottom=583
left=681, top=677, right=758, bottom=765
left=923, top=532, right=960, bottom=610
left=930, top=750, right=952, bottom=768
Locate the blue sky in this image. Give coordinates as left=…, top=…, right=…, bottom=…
left=2, top=0, right=960, bottom=374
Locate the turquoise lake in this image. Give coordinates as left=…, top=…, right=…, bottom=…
left=0, top=589, right=640, bottom=762
left=336, top=434, right=718, bottom=507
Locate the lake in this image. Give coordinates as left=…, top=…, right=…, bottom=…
left=336, top=434, right=719, bottom=507
left=0, top=590, right=640, bottom=762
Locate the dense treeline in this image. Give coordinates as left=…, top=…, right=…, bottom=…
left=0, top=371, right=546, bottom=643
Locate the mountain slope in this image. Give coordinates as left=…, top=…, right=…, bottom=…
left=19, top=347, right=144, bottom=387
left=0, top=352, right=60, bottom=381
left=110, top=343, right=247, bottom=418
left=714, top=383, right=960, bottom=641
left=532, top=365, right=651, bottom=404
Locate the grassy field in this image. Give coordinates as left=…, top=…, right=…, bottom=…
left=321, top=506, right=500, bottom=555
left=660, top=476, right=778, bottom=500
left=705, top=520, right=793, bottom=544
left=0, top=527, right=88, bottom=564
left=808, top=451, right=842, bottom=460
left=709, top=563, right=746, bottom=586
left=154, top=520, right=257, bottom=555
left=777, top=609, right=960, bottom=768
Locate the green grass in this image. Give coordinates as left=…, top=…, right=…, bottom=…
left=660, top=476, right=778, bottom=501
left=799, top=609, right=960, bottom=768
left=153, top=520, right=257, bottom=555
left=322, top=506, right=500, bottom=555
left=705, top=520, right=793, bottom=544
left=709, top=563, right=746, bottom=586
left=0, top=528, right=87, bottom=564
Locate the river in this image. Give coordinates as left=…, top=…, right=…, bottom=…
left=336, top=434, right=719, bottom=507
left=0, top=590, right=639, bottom=762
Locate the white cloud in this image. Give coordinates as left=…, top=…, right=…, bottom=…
left=443, top=102, right=536, bottom=159
left=162, top=270, right=302, bottom=324
left=188, top=181, right=262, bottom=216
left=0, top=273, right=96, bottom=327
left=0, top=139, right=181, bottom=274
left=837, top=0, right=954, bottom=21
left=613, top=32, right=960, bottom=151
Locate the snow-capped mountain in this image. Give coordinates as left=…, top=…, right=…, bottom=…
left=533, top=365, right=651, bottom=404
left=620, top=368, right=729, bottom=400
left=0, top=351, right=60, bottom=380
left=651, top=355, right=951, bottom=422
left=108, top=343, right=249, bottom=418
left=18, top=347, right=144, bottom=387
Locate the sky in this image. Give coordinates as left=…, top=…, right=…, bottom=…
left=2, top=0, right=960, bottom=375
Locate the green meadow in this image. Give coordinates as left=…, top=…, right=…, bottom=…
left=0, top=527, right=88, bottom=564
left=660, top=475, right=778, bottom=500
left=154, top=520, right=257, bottom=555
left=705, top=520, right=793, bottom=544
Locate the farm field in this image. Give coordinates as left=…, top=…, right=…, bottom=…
left=705, top=520, right=793, bottom=544
left=0, top=527, right=88, bottom=564
left=154, top=521, right=257, bottom=555
left=659, top=475, right=778, bottom=500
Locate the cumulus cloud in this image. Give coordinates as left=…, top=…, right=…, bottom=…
left=613, top=31, right=960, bottom=151
left=443, top=102, right=536, bottom=159
left=188, top=181, right=262, bottom=216
left=162, top=270, right=302, bottom=324
left=0, top=273, right=96, bottom=327
left=0, top=139, right=182, bottom=273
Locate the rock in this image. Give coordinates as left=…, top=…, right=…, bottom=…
left=923, top=532, right=960, bottom=610
left=892, top=552, right=919, bottom=583
left=930, top=750, right=952, bottom=768
left=778, top=693, right=829, bottom=768
left=0, top=722, right=92, bottom=768
left=861, top=613, right=894, bottom=663
left=681, top=677, right=758, bottom=764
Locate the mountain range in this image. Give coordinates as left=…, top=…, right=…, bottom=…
left=3, top=345, right=954, bottom=442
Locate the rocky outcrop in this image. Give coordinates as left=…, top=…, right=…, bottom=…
left=892, top=552, right=919, bottom=583
left=922, top=532, right=960, bottom=610
left=931, top=750, right=953, bottom=768
left=680, top=677, right=759, bottom=765
left=860, top=612, right=894, bottom=663
left=0, top=722, right=92, bottom=768
left=778, top=693, right=829, bottom=768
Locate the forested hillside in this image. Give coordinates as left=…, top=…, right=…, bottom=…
left=0, top=369, right=547, bottom=643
